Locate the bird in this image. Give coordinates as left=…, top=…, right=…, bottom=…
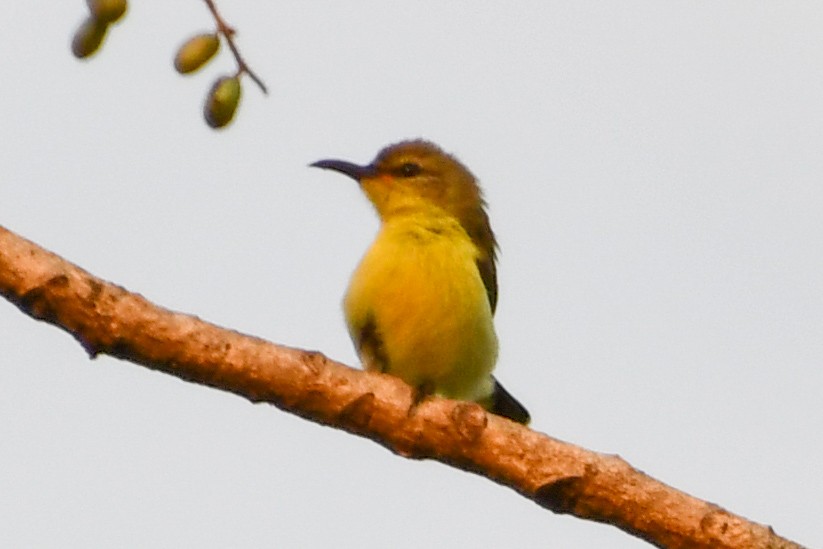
left=311, top=140, right=529, bottom=424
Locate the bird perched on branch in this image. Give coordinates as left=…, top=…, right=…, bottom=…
left=311, top=140, right=529, bottom=424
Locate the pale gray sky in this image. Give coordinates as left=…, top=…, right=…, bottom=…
left=2, top=2, right=821, bottom=547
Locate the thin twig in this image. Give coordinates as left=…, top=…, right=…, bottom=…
left=203, top=0, right=268, bottom=94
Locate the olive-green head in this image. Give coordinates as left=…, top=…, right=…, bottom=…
left=311, top=139, right=495, bottom=250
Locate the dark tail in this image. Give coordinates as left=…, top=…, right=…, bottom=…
left=489, top=378, right=530, bottom=424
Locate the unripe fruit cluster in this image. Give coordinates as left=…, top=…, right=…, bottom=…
left=72, top=0, right=128, bottom=58
left=174, top=33, right=243, bottom=129
left=71, top=1, right=251, bottom=130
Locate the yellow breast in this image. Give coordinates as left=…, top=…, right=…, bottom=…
left=344, top=212, right=497, bottom=403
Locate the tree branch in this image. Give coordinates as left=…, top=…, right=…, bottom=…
left=0, top=224, right=803, bottom=549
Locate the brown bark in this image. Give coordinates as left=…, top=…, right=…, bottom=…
left=0, top=225, right=804, bottom=549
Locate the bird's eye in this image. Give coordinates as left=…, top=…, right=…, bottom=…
left=396, top=162, right=422, bottom=178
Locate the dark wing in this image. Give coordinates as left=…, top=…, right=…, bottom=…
left=466, top=206, right=499, bottom=314
left=475, top=252, right=498, bottom=314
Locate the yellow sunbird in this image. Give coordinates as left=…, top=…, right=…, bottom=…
left=311, top=140, right=530, bottom=424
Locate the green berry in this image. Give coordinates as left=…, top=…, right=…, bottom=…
left=204, top=76, right=242, bottom=129
left=175, top=33, right=221, bottom=74
left=72, top=17, right=109, bottom=59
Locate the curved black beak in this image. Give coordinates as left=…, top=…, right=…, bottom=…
left=309, top=159, right=375, bottom=181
